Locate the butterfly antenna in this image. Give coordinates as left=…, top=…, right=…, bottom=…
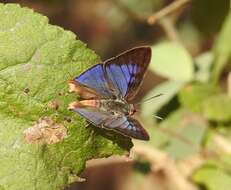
left=135, top=93, right=163, bottom=105
left=135, top=107, right=163, bottom=120
left=154, top=115, right=163, bottom=120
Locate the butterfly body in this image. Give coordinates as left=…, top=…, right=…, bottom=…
left=69, top=98, right=135, bottom=121
left=99, top=98, right=135, bottom=116
left=68, top=47, right=151, bottom=140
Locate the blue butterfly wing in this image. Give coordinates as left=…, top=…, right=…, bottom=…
left=104, top=47, right=151, bottom=100
left=73, top=107, right=110, bottom=126
left=72, top=106, right=149, bottom=140
left=74, top=64, right=115, bottom=98
left=104, top=116, right=149, bottom=140
left=71, top=47, right=151, bottom=140
left=74, top=47, right=151, bottom=100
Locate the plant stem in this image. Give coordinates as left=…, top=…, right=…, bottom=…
left=148, top=0, right=191, bottom=25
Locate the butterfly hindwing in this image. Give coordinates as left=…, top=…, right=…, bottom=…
left=104, top=47, right=151, bottom=100
left=71, top=107, right=110, bottom=126
left=103, top=116, right=149, bottom=140
left=70, top=102, right=149, bottom=140
left=68, top=80, right=102, bottom=99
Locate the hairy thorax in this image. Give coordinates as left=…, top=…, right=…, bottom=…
left=99, top=99, right=135, bottom=116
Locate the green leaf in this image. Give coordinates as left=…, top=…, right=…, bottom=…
left=178, top=83, right=220, bottom=113
left=0, top=4, right=132, bottom=190
left=194, top=52, right=213, bottom=83
left=202, top=94, right=231, bottom=122
left=193, top=165, right=231, bottom=190
left=179, top=75, right=227, bottom=123
left=141, top=80, right=184, bottom=123
left=158, top=109, right=206, bottom=159
left=150, top=42, right=194, bottom=81
left=212, top=11, right=231, bottom=83
left=178, top=20, right=203, bottom=55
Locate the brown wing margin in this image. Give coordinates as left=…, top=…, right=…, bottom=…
left=125, top=47, right=151, bottom=101
left=104, top=47, right=151, bottom=101
left=103, top=116, right=149, bottom=141
left=114, top=117, right=149, bottom=141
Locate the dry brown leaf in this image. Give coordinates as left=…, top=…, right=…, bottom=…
left=24, top=117, right=67, bottom=144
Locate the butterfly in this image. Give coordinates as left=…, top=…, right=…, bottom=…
left=68, top=47, right=151, bottom=140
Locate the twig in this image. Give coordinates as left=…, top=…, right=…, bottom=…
left=158, top=17, right=180, bottom=41
left=179, top=134, right=231, bottom=177
left=131, top=143, right=198, bottom=190
left=110, top=0, right=189, bottom=41
left=178, top=154, right=205, bottom=177
left=148, top=0, right=191, bottom=25
left=228, top=72, right=231, bottom=97
left=212, top=134, right=231, bottom=154
left=86, top=155, right=133, bottom=168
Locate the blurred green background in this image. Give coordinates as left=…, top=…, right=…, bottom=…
left=2, top=0, right=231, bottom=190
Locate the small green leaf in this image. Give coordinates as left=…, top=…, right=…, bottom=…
left=178, top=20, right=202, bottom=55
left=202, top=94, right=231, bottom=122
left=150, top=42, right=194, bottom=81
left=212, top=11, right=231, bottom=83
left=193, top=166, right=231, bottom=190
left=141, top=80, right=184, bottom=123
left=194, top=52, right=213, bottom=83
left=178, top=83, right=220, bottom=113
left=0, top=4, right=132, bottom=190
left=158, top=109, right=206, bottom=159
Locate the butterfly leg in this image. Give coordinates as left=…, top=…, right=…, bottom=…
left=85, top=122, right=91, bottom=128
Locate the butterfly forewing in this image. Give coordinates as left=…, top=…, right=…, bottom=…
left=69, top=103, right=110, bottom=126
left=75, top=64, right=114, bottom=98
left=104, top=47, right=151, bottom=101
